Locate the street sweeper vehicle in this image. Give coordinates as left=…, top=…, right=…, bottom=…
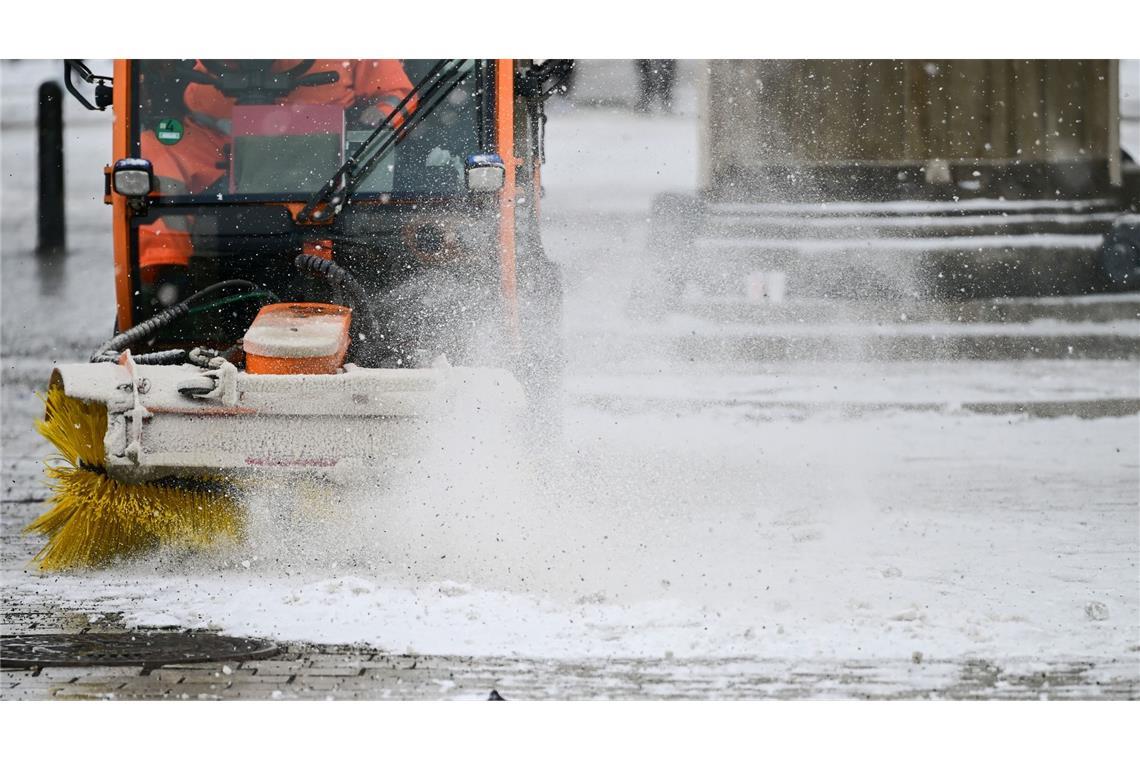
left=30, top=59, right=572, bottom=570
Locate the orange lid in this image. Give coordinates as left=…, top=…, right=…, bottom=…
left=242, top=303, right=352, bottom=374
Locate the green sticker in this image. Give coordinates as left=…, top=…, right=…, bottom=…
left=155, top=118, right=184, bottom=145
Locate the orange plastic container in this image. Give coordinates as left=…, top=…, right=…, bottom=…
left=242, top=303, right=352, bottom=375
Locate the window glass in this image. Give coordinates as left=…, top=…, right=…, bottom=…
left=135, top=59, right=480, bottom=199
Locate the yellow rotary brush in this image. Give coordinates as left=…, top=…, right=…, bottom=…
left=25, top=383, right=241, bottom=571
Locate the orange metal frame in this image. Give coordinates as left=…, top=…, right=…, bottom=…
left=495, top=59, right=519, bottom=334
left=111, top=59, right=134, bottom=331
left=110, top=59, right=521, bottom=336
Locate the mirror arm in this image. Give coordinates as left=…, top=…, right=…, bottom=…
left=64, top=59, right=113, bottom=111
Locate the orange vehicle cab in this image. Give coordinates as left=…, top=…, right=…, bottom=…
left=68, top=58, right=571, bottom=404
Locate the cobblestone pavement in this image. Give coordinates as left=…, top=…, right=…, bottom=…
left=5, top=639, right=1137, bottom=700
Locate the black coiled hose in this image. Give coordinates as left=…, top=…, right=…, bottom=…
left=131, top=349, right=188, bottom=365
left=90, top=304, right=191, bottom=362
left=293, top=254, right=384, bottom=361
left=90, top=279, right=274, bottom=363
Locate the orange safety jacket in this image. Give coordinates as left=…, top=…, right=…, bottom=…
left=138, top=124, right=227, bottom=271
left=140, top=60, right=416, bottom=271
left=184, top=60, right=415, bottom=130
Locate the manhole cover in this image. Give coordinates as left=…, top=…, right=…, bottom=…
left=0, top=632, right=278, bottom=668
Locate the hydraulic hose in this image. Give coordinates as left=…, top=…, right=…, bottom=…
left=90, top=279, right=276, bottom=363
left=90, top=304, right=191, bottom=362
left=293, top=253, right=385, bottom=362
left=130, top=349, right=188, bottom=365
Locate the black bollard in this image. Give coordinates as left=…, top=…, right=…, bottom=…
left=36, top=80, right=65, bottom=255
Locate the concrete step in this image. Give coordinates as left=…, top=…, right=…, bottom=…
left=646, top=195, right=1135, bottom=298
left=704, top=212, right=1119, bottom=240
left=679, top=293, right=1140, bottom=325
left=651, top=237, right=1105, bottom=300
left=691, top=233, right=1105, bottom=259
left=568, top=361, right=1140, bottom=417
left=668, top=329, right=1138, bottom=361
left=650, top=233, right=1108, bottom=299
left=571, top=320, right=1140, bottom=363
left=573, top=394, right=1140, bottom=420
left=705, top=198, right=1121, bottom=218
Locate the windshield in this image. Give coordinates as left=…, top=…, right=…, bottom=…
left=135, top=59, right=483, bottom=200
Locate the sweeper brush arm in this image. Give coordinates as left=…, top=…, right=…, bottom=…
left=27, top=384, right=241, bottom=570
left=49, top=358, right=526, bottom=484
left=27, top=358, right=525, bottom=570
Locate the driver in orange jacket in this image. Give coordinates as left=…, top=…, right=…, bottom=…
left=139, top=60, right=415, bottom=299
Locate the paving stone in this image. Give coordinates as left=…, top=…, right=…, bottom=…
left=292, top=679, right=349, bottom=691
left=53, top=666, right=143, bottom=679
left=173, top=674, right=235, bottom=687
left=297, top=667, right=366, bottom=677
left=243, top=660, right=305, bottom=676
left=158, top=660, right=244, bottom=672
left=52, top=687, right=121, bottom=699
left=148, top=669, right=190, bottom=684
left=231, top=672, right=294, bottom=684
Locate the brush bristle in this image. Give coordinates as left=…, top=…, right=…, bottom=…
left=26, top=384, right=241, bottom=570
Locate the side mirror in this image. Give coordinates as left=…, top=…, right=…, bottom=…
left=112, top=158, right=155, bottom=212
left=465, top=154, right=505, bottom=193
left=64, top=60, right=113, bottom=111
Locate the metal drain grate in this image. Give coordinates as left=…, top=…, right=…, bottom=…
left=0, top=632, right=278, bottom=668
